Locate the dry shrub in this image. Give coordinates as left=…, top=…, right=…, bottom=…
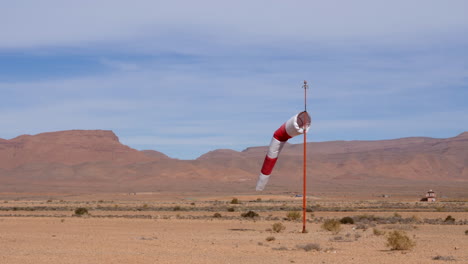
left=321, top=219, right=342, bottom=234
left=297, top=243, right=321, bottom=252
left=241, top=210, right=259, bottom=218
left=265, top=236, right=275, bottom=242
left=286, top=211, right=301, bottom=221
left=74, top=207, right=88, bottom=216
left=386, top=230, right=415, bottom=250
left=444, top=215, right=455, bottom=223
left=409, top=215, right=421, bottom=223
left=272, top=246, right=288, bottom=251
left=227, top=207, right=235, bottom=212
left=230, top=198, right=240, bottom=204
left=373, top=228, right=386, bottom=236
left=213, top=213, right=222, bottom=218
left=465, top=230, right=468, bottom=235
left=340, top=216, right=354, bottom=224
left=272, top=222, right=286, bottom=233
left=433, top=255, right=455, bottom=261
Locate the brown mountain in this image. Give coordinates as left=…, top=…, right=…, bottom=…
left=0, top=130, right=467, bottom=195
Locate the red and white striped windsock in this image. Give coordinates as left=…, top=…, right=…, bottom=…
left=256, top=111, right=311, bottom=191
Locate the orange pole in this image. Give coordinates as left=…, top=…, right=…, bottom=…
left=302, top=80, right=308, bottom=233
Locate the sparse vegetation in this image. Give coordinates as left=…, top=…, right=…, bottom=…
left=230, top=198, right=240, bottom=204
left=173, top=206, right=182, bottom=211
left=74, top=207, right=89, bottom=216
left=227, top=207, right=235, bottom=212
left=256, top=198, right=262, bottom=202
left=432, top=255, right=455, bottom=261
left=321, top=219, right=342, bottom=234
left=286, top=211, right=301, bottom=221
left=265, top=236, right=275, bottom=242
left=340, top=216, right=354, bottom=224
left=213, top=212, right=222, bottom=218
left=444, top=215, right=455, bottom=223
left=464, top=230, right=468, bottom=235
left=272, top=246, right=288, bottom=251
left=296, top=243, right=321, bottom=252
left=373, top=228, right=386, bottom=236
left=241, top=210, right=259, bottom=218
left=272, top=222, right=286, bottom=233
left=386, top=230, right=415, bottom=250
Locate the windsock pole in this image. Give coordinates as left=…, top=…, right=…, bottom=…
left=302, top=80, right=308, bottom=233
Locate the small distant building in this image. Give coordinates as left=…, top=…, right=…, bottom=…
left=420, top=189, right=436, bottom=202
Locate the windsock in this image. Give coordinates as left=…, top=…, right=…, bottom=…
left=256, top=111, right=311, bottom=191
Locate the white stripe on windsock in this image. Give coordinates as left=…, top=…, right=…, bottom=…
left=256, top=173, right=270, bottom=191
left=267, top=138, right=285, bottom=159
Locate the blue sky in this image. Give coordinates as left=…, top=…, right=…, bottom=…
left=1, top=0, right=467, bottom=159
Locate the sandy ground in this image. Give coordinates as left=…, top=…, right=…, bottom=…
left=1, top=195, right=467, bottom=264
left=1, top=217, right=468, bottom=264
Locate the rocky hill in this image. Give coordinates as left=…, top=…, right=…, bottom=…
left=0, top=130, right=466, bottom=195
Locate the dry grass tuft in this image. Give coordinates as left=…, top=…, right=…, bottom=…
left=386, top=230, right=415, bottom=250
left=373, top=228, right=386, bottom=236
left=286, top=211, right=301, bottom=221
left=321, top=219, right=342, bottom=234
left=272, top=222, right=286, bottom=233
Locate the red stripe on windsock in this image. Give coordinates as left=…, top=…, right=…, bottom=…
left=261, top=156, right=278, bottom=175
left=273, top=123, right=292, bottom=142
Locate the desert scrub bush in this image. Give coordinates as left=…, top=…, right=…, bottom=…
left=213, top=212, right=222, bottom=218
left=386, top=230, right=415, bottom=250
left=74, top=207, right=89, bottom=216
left=265, top=236, right=276, bottom=242
left=355, top=214, right=379, bottom=222
left=296, top=243, right=321, bottom=252
left=241, top=210, right=259, bottom=218
left=256, top=198, right=262, bottom=202
left=286, top=211, right=301, bottom=221
left=373, top=228, right=386, bottom=236
left=230, top=198, right=240, bottom=204
left=432, top=255, right=456, bottom=261
left=465, top=230, right=468, bottom=235
left=409, top=215, right=421, bottom=223
left=272, top=222, right=286, bottom=233
left=321, top=219, right=342, bottom=234
left=340, top=216, right=354, bottom=224
left=227, top=207, right=235, bottom=212
left=444, top=215, right=455, bottom=223
left=173, top=206, right=182, bottom=211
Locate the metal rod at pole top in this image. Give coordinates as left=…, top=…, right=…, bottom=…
left=303, top=80, right=309, bottom=112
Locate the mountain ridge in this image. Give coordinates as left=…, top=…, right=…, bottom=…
left=0, top=130, right=466, bottom=193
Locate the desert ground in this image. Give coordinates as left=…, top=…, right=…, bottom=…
left=1, top=193, right=467, bottom=264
